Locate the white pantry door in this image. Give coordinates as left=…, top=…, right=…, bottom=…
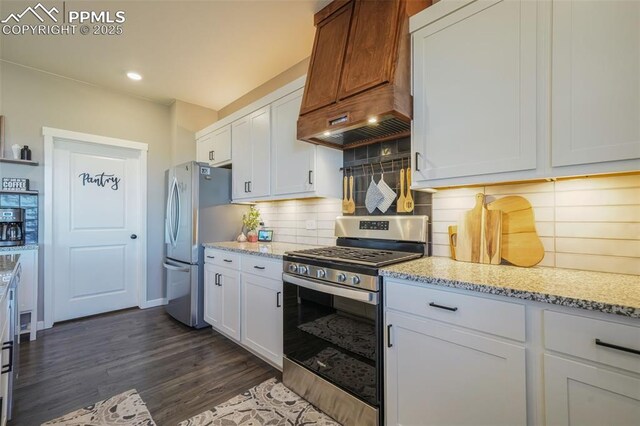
left=52, top=139, right=142, bottom=322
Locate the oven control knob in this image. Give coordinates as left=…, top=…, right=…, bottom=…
left=351, top=276, right=361, bottom=285
left=288, top=264, right=298, bottom=273
left=299, top=265, right=308, bottom=275
left=337, top=273, right=347, bottom=282
left=316, top=269, right=326, bottom=279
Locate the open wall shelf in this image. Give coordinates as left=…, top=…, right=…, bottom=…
left=0, top=158, right=39, bottom=166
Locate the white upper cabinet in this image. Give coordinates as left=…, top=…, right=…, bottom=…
left=551, top=0, right=640, bottom=168
left=410, top=0, right=640, bottom=189
left=272, top=89, right=315, bottom=196
left=412, top=0, right=537, bottom=184
left=231, top=106, right=271, bottom=201
left=196, top=132, right=213, bottom=166
left=271, top=88, right=343, bottom=199
left=196, top=125, right=232, bottom=167
left=197, top=77, right=342, bottom=203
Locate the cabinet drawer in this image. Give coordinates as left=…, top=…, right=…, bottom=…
left=385, top=280, right=525, bottom=341
left=241, top=256, right=282, bottom=281
left=204, top=249, right=241, bottom=269
left=544, top=310, right=640, bottom=373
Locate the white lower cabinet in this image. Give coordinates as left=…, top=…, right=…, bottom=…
left=385, top=311, right=526, bottom=426
left=203, top=249, right=282, bottom=368
left=544, top=354, right=640, bottom=426
left=385, top=278, right=640, bottom=426
left=543, top=309, right=640, bottom=426
left=203, top=262, right=241, bottom=342
left=203, top=263, right=220, bottom=328
left=241, top=273, right=282, bottom=368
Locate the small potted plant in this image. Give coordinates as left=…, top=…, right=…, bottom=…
left=242, top=206, right=261, bottom=243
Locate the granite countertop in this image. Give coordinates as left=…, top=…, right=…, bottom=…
left=0, top=245, right=39, bottom=253
left=203, top=241, right=322, bottom=259
left=381, top=257, right=640, bottom=318
left=0, top=254, right=20, bottom=303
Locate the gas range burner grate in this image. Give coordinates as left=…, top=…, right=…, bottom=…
left=288, top=246, right=421, bottom=267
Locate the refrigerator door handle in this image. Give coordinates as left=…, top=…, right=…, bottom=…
left=173, top=177, right=181, bottom=245
left=163, top=262, right=190, bottom=273
left=165, top=178, right=174, bottom=245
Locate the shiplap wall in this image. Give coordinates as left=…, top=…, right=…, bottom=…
left=432, top=174, right=640, bottom=275
left=255, top=198, right=343, bottom=246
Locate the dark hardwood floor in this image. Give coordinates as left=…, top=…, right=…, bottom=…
left=10, top=307, right=280, bottom=425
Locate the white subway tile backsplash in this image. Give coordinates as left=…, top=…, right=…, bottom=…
left=535, top=222, right=555, bottom=237
left=255, top=198, right=342, bottom=246
left=431, top=174, right=640, bottom=275
left=485, top=181, right=555, bottom=195
left=555, top=238, right=640, bottom=257
left=555, top=222, right=640, bottom=240
left=532, top=207, right=555, bottom=222
left=554, top=174, right=640, bottom=191
left=432, top=195, right=478, bottom=210
left=556, top=253, right=640, bottom=275
left=555, top=205, right=640, bottom=222
left=540, top=237, right=555, bottom=252
left=555, top=188, right=640, bottom=206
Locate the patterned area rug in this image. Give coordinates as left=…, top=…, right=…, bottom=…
left=41, top=389, right=156, bottom=426
left=297, top=313, right=376, bottom=360
left=179, top=378, right=341, bottom=426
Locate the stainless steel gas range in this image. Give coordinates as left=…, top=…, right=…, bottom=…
left=282, top=216, right=429, bottom=426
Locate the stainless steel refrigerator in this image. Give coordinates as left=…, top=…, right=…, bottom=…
left=164, top=161, right=247, bottom=328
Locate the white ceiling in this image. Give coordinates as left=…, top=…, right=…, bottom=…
left=0, top=0, right=329, bottom=110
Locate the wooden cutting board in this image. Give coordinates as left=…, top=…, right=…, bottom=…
left=486, top=196, right=544, bottom=267
left=454, top=193, right=502, bottom=264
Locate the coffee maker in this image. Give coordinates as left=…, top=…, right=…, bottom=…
left=0, top=209, right=25, bottom=247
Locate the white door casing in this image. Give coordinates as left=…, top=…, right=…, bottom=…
left=44, top=127, right=148, bottom=328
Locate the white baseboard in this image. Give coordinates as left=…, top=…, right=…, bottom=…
left=140, top=298, right=167, bottom=309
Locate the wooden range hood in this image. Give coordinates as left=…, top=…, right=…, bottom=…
left=297, top=0, right=430, bottom=149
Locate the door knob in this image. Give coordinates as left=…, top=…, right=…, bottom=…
left=130, top=234, right=138, bottom=239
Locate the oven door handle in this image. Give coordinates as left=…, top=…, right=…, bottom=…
left=282, top=273, right=378, bottom=305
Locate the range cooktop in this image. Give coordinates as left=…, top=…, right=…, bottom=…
left=287, top=246, right=422, bottom=268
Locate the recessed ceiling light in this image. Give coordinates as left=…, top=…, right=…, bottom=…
left=323, top=131, right=331, bottom=137
left=367, top=117, right=378, bottom=124
left=126, top=71, right=142, bottom=81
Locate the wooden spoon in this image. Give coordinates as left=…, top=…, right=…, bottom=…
left=404, top=167, right=414, bottom=212
left=341, top=175, right=349, bottom=213
left=347, top=175, right=356, bottom=214
left=397, top=169, right=406, bottom=213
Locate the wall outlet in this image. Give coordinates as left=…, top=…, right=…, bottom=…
left=305, top=220, right=317, bottom=230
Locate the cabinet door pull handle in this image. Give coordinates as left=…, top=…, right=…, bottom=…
left=595, top=338, right=640, bottom=356
left=214, top=273, right=219, bottom=285
left=248, top=181, right=252, bottom=192
left=387, top=324, right=393, bottom=348
left=429, top=302, right=458, bottom=312
left=308, top=170, right=313, bottom=185
left=276, top=291, right=282, bottom=308
left=212, top=150, right=215, bottom=161
left=244, top=182, right=248, bottom=193
left=223, top=259, right=233, bottom=263
left=206, top=256, right=215, bottom=259
left=209, top=151, right=213, bottom=161
left=253, top=265, right=266, bottom=270
left=1, top=341, right=14, bottom=374
left=218, top=274, right=223, bottom=287
left=415, top=152, right=421, bottom=172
